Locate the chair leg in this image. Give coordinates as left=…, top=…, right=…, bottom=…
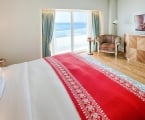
left=97, top=42, right=99, bottom=55
left=115, top=51, right=117, bottom=57
left=98, top=49, right=99, bottom=55
left=115, top=44, right=119, bottom=57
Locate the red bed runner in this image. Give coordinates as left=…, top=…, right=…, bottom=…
left=44, top=53, right=145, bottom=120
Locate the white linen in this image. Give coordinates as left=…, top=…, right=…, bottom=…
left=0, top=68, right=5, bottom=99
left=0, top=59, right=80, bottom=120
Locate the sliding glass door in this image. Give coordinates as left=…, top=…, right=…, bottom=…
left=53, top=11, right=71, bottom=54
left=53, top=10, right=91, bottom=55
left=73, top=11, right=88, bottom=51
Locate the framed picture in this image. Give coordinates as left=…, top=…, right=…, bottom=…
left=134, top=14, right=145, bottom=31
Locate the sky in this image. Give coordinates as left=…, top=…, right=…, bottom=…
left=55, top=11, right=88, bottom=23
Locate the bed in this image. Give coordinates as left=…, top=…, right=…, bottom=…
left=0, top=52, right=145, bottom=120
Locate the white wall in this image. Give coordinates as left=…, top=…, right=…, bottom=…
left=108, top=0, right=117, bottom=34
left=0, top=0, right=108, bottom=65
left=117, top=0, right=145, bottom=51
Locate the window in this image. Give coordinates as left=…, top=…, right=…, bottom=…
left=52, top=10, right=92, bottom=55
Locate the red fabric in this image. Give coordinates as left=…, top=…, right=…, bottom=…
left=44, top=53, right=145, bottom=120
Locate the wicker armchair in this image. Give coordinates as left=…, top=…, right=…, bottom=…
left=95, top=34, right=121, bottom=57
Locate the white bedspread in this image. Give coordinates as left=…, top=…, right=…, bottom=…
left=0, top=59, right=80, bottom=120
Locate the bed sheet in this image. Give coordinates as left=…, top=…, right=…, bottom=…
left=0, top=59, right=80, bottom=120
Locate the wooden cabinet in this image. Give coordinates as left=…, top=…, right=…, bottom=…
left=124, top=34, right=145, bottom=64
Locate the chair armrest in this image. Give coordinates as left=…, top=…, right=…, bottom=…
left=115, top=36, right=121, bottom=45
left=115, top=42, right=120, bottom=46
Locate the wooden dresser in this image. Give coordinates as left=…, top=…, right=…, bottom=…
left=124, top=34, right=145, bottom=64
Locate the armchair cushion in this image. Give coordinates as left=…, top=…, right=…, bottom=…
left=100, top=43, right=115, bottom=52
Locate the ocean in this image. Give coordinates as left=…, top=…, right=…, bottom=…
left=55, top=22, right=86, bottom=37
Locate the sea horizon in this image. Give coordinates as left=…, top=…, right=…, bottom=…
left=55, top=22, right=86, bottom=37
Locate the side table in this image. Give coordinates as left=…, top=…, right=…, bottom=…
left=0, top=58, right=6, bottom=67
left=87, top=37, right=94, bottom=55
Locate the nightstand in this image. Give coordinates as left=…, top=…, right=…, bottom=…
left=0, top=58, right=6, bottom=67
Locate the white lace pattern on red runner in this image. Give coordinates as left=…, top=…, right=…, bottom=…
left=96, top=66, right=145, bottom=102
left=47, top=57, right=109, bottom=120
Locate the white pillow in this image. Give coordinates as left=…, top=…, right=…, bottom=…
left=0, top=68, right=5, bottom=99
